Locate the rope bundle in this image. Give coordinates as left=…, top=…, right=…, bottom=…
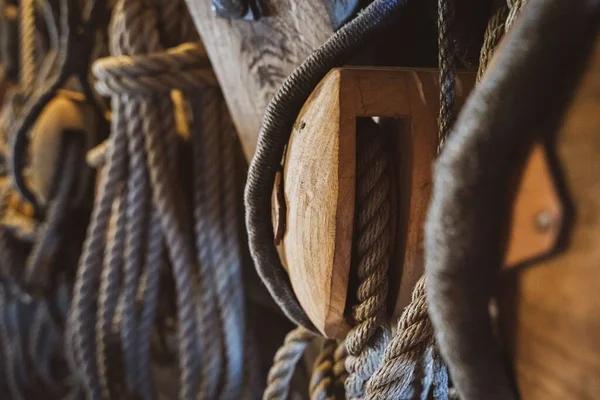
left=66, top=0, right=259, bottom=399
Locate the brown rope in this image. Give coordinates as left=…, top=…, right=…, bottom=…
left=344, top=118, right=393, bottom=400
left=364, top=278, right=443, bottom=399
left=477, top=5, right=509, bottom=82
left=309, top=340, right=347, bottom=400
left=263, top=327, right=315, bottom=400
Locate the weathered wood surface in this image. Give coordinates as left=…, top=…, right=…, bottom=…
left=276, top=67, right=474, bottom=338
left=185, top=0, right=357, bottom=161
left=499, top=36, right=600, bottom=399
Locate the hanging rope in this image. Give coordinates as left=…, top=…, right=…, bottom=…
left=364, top=278, right=447, bottom=399
left=18, top=0, right=36, bottom=92
left=68, top=0, right=260, bottom=398
left=0, top=1, right=89, bottom=396
left=263, top=327, right=315, bottom=400
left=344, top=119, right=392, bottom=400
left=477, top=5, right=509, bottom=82
left=357, top=0, right=458, bottom=397
left=309, top=340, right=347, bottom=400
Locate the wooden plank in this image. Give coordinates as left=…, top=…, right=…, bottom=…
left=498, top=36, right=600, bottom=399
left=184, top=0, right=357, bottom=161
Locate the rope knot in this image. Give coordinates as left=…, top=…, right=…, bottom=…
left=93, top=43, right=217, bottom=96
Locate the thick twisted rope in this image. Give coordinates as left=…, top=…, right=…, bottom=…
left=477, top=5, right=509, bottom=82
left=69, top=1, right=202, bottom=398
left=364, top=278, right=447, bottom=399
left=93, top=43, right=217, bottom=96
left=505, top=0, right=526, bottom=32
left=263, top=327, right=315, bottom=400
left=344, top=119, right=392, bottom=400
left=69, top=0, right=258, bottom=398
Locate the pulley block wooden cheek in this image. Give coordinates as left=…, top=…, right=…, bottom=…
left=272, top=66, right=566, bottom=340
left=272, top=67, right=476, bottom=339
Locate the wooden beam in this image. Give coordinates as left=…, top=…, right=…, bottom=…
left=184, top=0, right=358, bottom=161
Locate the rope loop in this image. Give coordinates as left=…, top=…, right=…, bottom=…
left=93, top=43, right=217, bottom=96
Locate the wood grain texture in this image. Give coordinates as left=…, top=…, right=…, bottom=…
left=499, top=36, right=600, bottom=400
left=277, top=67, right=474, bottom=338
left=184, top=0, right=352, bottom=161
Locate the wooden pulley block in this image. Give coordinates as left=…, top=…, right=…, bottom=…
left=28, top=89, right=97, bottom=208
left=273, top=67, right=476, bottom=338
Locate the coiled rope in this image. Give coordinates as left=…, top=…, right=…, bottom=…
left=67, top=0, right=259, bottom=399
left=18, top=0, right=36, bottom=92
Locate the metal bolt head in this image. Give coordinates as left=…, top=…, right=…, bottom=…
left=535, top=211, right=554, bottom=233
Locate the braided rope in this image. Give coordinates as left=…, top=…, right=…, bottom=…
left=344, top=119, right=392, bottom=400
left=310, top=340, right=347, bottom=400
left=364, top=278, right=447, bottom=399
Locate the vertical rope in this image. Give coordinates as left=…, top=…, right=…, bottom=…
left=362, top=1, right=459, bottom=397
left=19, top=0, right=36, bottom=92
left=505, top=0, right=526, bottom=32
left=344, top=119, right=392, bottom=400
left=263, top=327, right=315, bottom=400
left=309, top=340, right=346, bottom=400
left=437, top=0, right=457, bottom=151
left=364, top=278, right=446, bottom=399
